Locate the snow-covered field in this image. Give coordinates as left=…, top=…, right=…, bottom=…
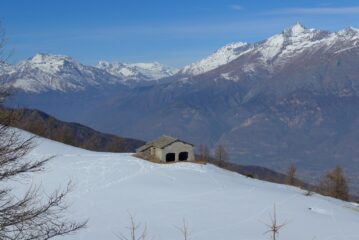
left=18, top=131, right=359, bottom=240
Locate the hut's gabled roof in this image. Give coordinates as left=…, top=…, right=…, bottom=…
left=136, top=135, right=193, bottom=152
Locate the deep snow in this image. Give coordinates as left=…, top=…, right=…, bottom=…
left=16, top=131, right=359, bottom=240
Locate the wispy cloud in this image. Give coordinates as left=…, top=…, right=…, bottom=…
left=268, top=6, right=359, bottom=15
left=231, top=4, right=243, bottom=11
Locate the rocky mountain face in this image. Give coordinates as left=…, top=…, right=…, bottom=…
left=4, top=23, right=359, bottom=191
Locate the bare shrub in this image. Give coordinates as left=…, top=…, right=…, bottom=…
left=263, top=206, right=287, bottom=240
left=286, top=163, right=297, bottom=186
left=176, top=219, right=191, bottom=240
left=115, top=214, right=149, bottom=240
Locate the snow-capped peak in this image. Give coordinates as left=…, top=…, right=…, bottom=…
left=1, top=53, right=177, bottom=93
left=282, top=22, right=319, bottom=40
left=4, top=24, right=359, bottom=92
left=343, top=26, right=359, bottom=33
left=20, top=53, right=82, bottom=75
left=28, top=53, right=76, bottom=65
left=177, top=23, right=318, bottom=77
left=129, top=62, right=178, bottom=80
left=96, top=61, right=138, bottom=78
left=179, top=42, right=250, bottom=75
left=96, top=61, right=177, bottom=81
left=256, top=23, right=320, bottom=64
left=177, top=23, right=359, bottom=79
left=129, top=62, right=162, bottom=69
left=337, top=27, right=359, bottom=38
left=97, top=60, right=125, bottom=68
left=6, top=53, right=125, bottom=93
left=177, top=23, right=321, bottom=77
left=284, top=22, right=307, bottom=35
left=348, top=26, right=359, bottom=32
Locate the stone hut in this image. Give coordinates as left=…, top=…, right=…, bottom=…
left=136, top=136, right=195, bottom=163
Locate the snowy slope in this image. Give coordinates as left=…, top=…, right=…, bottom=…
left=15, top=130, right=359, bottom=240
left=0, top=61, right=15, bottom=75
left=179, top=42, right=251, bottom=75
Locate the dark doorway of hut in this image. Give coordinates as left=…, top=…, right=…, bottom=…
left=166, top=153, right=175, bottom=162
left=179, top=152, right=188, bottom=161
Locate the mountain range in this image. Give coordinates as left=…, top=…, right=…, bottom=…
left=0, top=53, right=176, bottom=92
left=3, top=22, right=359, bottom=191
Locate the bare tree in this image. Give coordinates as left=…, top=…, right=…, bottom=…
left=215, top=144, right=228, bottom=167
left=198, top=144, right=210, bottom=163
left=263, top=206, right=287, bottom=240
left=320, top=165, right=349, bottom=201
left=115, top=214, right=148, bottom=240
left=176, top=219, right=191, bottom=240
left=0, top=22, right=86, bottom=239
left=0, top=90, right=87, bottom=239
left=286, top=163, right=297, bottom=186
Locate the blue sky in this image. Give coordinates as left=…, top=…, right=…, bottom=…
left=1, top=0, right=359, bottom=67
